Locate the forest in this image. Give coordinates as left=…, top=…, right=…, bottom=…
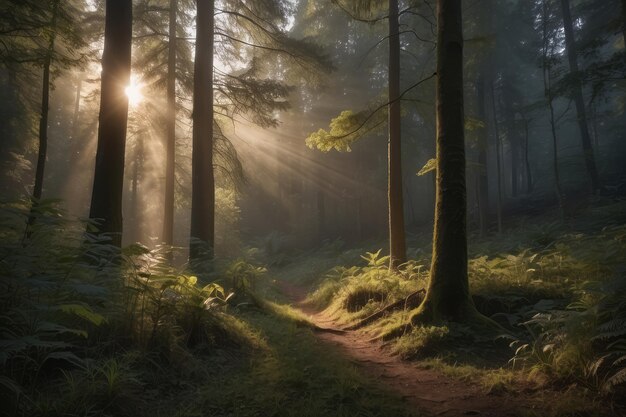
left=1, top=0, right=626, bottom=415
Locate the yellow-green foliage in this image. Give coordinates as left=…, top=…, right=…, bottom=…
left=299, top=207, right=626, bottom=395
left=308, top=250, right=428, bottom=325
left=468, top=247, right=597, bottom=299
left=305, top=109, right=386, bottom=152
left=122, top=244, right=235, bottom=348
left=215, top=187, right=242, bottom=257
left=306, top=110, right=362, bottom=152
left=392, top=325, right=451, bottom=359
left=224, top=258, right=267, bottom=295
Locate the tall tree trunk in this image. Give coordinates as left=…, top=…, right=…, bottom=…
left=129, top=134, right=144, bottom=243
left=489, top=82, right=503, bottom=233
left=476, top=74, right=489, bottom=237
left=32, top=0, right=60, bottom=203
left=70, top=75, right=83, bottom=142
left=543, top=0, right=565, bottom=219
left=502, top=76, right=520, bottom=198
left=413, top=0, right=477, bottom=323
left=88, top=0, right=132, bottom=247
left=189, top=0, right=215, bottom=261
left=509, top=122, right=519, bottom=198
left=522, top=115, right=532, bottom=194
left=162, top=0, right=177, bottom=248
left=560, top=0, right=601, bottom=193
left=388, top=0, right=406, bottom=270
left=548, top=98, right=565, bottom=219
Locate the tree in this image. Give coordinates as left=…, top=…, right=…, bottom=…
left=387, top=0, right=406, bottom=269
left=306, top=0, right=409, bottom=270
left=559, top=0, right=601, bottom=193
left=32, top=0, right=60, bottom=203
left=162, top=0, right=177, bottom=249
left=411, top=0, right=481, bottom=323
left=186, top=0, right=329, bottom=261
left=0, top=0, right=90, bottom=210
left=541, top=0, right=565, bottom=218
left=490, top=80, right=503, bottom=233
left=189, top=0, right=215, bottom=261
left=88, top=0, right=133, bottom=247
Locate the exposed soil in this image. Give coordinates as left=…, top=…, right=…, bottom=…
left=276, top=279, right=539, bottom=417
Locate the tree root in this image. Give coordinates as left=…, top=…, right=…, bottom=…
left=343, top=289, right=426, bottom=331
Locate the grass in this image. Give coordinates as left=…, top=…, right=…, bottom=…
left=3, top=197, right=626, bottom=417
left=191, top=307, right=418, bottom=417
left=259, top=198, right=626, bottom=415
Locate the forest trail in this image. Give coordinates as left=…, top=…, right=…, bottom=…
left=276, top=279, right=533, bottom=417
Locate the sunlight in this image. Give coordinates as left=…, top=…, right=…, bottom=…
left=125, top=78, right=143, bottom=106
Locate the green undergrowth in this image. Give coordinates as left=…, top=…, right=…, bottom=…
left=270, top=199, right=626, bottom=407
left=0, top=199, right=420, bottom=417
left=0, top=200, right=255, bottom=416
left=192, top=307, right=418, bottom=417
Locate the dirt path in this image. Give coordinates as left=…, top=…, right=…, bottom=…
left=276, top=280, right=534, bottom=417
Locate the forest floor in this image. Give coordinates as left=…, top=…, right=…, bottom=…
left=275, top=279, right=528, bottom=417
left=6, top=199, right=625, bottom=417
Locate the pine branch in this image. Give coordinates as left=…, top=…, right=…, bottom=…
left=326, top=72, right=437, bottom=141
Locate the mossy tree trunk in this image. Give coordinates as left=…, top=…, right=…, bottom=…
left=412, top=0, right=478, bottom=323
left=189, top=0, right=215, bottom=262
left=89, top=0, right=132, bottom=247
left=388, top=0, right=406, bottom=270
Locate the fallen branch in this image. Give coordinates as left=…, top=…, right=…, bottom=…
left=343, top=289, right=425, bottom=331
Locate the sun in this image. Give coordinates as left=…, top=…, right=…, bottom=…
left=125, top=78, right=144, bottom=106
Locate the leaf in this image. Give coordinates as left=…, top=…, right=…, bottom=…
left=533, top=299, right=557, bottom=312
left=58, top=304, right=105, bottom=326
left=122, top=243, right=151, bottom=257
left=464, top=116, right=486, bottom=131
left=417, top=158, right=436, bottom=176
left=44, top=351, right=85, bottom=369
left=0, top=376, right=23, bottom=397
left=604, top=367, right=626, bottom=391
left=36, top=321, right=88, bottom=338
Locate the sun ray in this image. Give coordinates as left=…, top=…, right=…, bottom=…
left=125, top=77, right=144, bottom=106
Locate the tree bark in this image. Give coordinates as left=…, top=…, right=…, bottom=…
left=189, top=0, right=215, bottom=261
left=88, top=0, right=132, bottom=247
left=543, top=0, right=565, bottom=219
left=522, top=116, right=532, bottom=194
left=388, top=0, right=406, bottom=270
left=490, top=82, right=503, bottom=233
left=162, top=0, right=177, bottom=248
left=129, top=134, right=144, bottom=244
left=412, top=0, right=477, bottom=323
left=500, top=76, right=521, bottom=197
left=560, top=0, right=601, bottom=193
left=70, top=75, right=83, bottom=142
left=476, top=74, right=489, bottom=237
